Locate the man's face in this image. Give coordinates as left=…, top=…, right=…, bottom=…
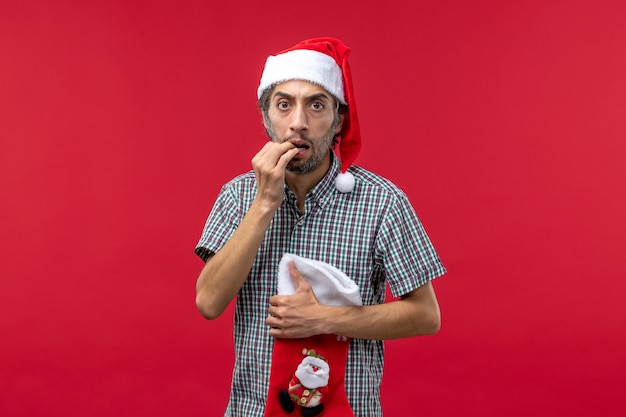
left=265, top=80, right=343, bottom=174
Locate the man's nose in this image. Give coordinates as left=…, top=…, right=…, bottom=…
left=289, top=105, right=308, bottom=131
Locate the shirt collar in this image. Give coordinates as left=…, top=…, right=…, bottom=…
left=284, top=151, right=341, bottom=207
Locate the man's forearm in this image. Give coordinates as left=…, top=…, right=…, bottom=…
left=195, top=202, right=275, bottom=319
left=321, top=284, right=440, bottom=340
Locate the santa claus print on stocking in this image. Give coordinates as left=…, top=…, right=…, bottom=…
left=263, top=253, right=363, bottom=417
left=279, top=348, right=329, bottom=416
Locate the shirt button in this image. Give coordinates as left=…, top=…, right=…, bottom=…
left=303, top=390, right=310, bottom=396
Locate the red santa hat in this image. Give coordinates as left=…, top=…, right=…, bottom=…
left=257, top=37, right=361, bottom=193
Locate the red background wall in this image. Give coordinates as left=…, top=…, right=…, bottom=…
left=1, top=1, right=625, bottom=416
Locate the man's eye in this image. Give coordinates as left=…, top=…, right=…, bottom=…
left=277, top=102, right=290, bottom=109
left=311, top=102, right=324, bottom=110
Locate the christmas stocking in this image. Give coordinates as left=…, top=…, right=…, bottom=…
left=263, top=253, right=362, bottom=417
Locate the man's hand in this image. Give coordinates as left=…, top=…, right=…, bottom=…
left=266, top=261, right=325, bottom=338
left=251, top=141, right=299, bottom=212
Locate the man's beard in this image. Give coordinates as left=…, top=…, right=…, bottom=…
left=267, top=125, right=337, bottom=175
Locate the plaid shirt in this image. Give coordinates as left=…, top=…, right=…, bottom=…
left=195, top=153, right=446, bottom=416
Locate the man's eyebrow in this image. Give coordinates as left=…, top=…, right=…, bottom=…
left=273, top=91, right=295, bottom=100
left=272, top=91, right=332, bottom=101
left=306, top=92, right=332, bottom=102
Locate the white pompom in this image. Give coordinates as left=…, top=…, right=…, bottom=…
left=335, top=171, right=355, bottom=193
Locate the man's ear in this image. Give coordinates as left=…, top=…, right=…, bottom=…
left=334, top=112, right=345, bottom=135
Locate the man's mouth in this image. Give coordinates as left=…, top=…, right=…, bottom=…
left=287, top=139, right=311, bottom=151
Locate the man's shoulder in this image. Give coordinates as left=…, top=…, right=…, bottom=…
left=350, top=165, right=406, bottom=199
left=213, top=171, right=257, bottom=204
left=222, top=170, right=256, bottom=189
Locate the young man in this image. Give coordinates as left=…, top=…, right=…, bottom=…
left=195, top=37, right=446, bottom=417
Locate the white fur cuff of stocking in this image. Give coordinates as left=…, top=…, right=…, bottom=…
left=277, top=253, right=363, bottom=307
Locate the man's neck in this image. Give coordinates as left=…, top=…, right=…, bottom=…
left=285, top=153, right=331, bottom=212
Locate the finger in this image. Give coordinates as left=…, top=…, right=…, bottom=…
left=264, top=141, right=296, bottom=160
left=267, top=303, right=280, bottom=318
left=251, top=141, right=276, bottom=165
left=275, top=147, right=299, bottom=170
left=266, top=314, right=279, bottom=327
left=288, top=261, right=311, bottom=292
left=252, top=141, right=295, bottom=169
left=268, top=294, right=285, bottom=307
left=268, top=326, right=285, bottom=338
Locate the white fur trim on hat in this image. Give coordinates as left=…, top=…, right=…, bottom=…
left=277, top=253, right=362, bottom=307
left=257, top=49, right=346, bottom=104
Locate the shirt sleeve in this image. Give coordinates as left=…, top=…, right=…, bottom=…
left=377, top=191, right=446, bottom=298
left=194, top=183, right=242, bottom=262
